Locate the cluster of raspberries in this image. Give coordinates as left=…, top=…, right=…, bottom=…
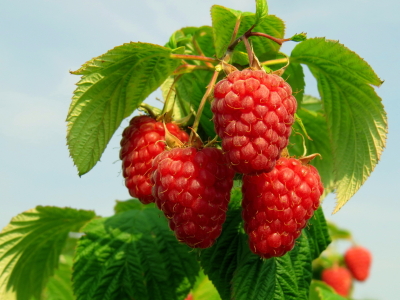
left=322, top=246, right=372, bottom=296
left=120, top=69, right=324, bottom=258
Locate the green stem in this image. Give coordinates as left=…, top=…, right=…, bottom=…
left=161, top=75, right=182, bottom=115
left=189, top=70, right=220, bottom=140
left=170, top=54, right=218, bottom=64
left=173, top=64, right=213, bottom=75
left=261, top=58, right=289, bottom=66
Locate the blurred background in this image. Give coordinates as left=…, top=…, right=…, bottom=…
left=1, top=0, right=398, bottom=298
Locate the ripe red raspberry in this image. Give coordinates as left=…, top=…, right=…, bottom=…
left=212, top=70, right=297, bottom=174
left=184, top=294, right=193, bottom=300
left=151, top=147, right=235, bottom=248
left=120, top=115, right=189, bottom=204
left=322, top=266, right=352, bottom=297
left=241, top=157, right=323, bottom=258
left=344, top=246, right=372, bottom=281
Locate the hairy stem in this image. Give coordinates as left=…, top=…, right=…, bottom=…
left=173, top=64, right=213, bottom=75
left=161, top=75, right=182, bottom=115
left=170, top=54, right=219, bottom=64
left=261, top=58, right=289, bottom=66
left=247, top=32, right=291, bottom=45
left=189, top=70, right=220, bottom=140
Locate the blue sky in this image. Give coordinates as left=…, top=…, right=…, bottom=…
left=1, top=0, right=399, bottom=299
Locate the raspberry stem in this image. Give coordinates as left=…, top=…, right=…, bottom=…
left=247, top=32, right=292, bottom=45
left=261, top=58, right=289, bottom=66
left=161, top=75, right=182, bottom=117
left=189, top=69, right=220, bottom=144
left=173, top=64, right=214, bottom=75
left=242, top=35, right=263, bottom=70
left=170, top=54, right=218, bottom=64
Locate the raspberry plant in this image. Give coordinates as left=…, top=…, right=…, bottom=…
left=0, top=1, right=386, bottom=300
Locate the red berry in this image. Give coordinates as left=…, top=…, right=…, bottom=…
left=322, top=266, right=352, bottom=297
left=212, top=70, right=297, bottom=174
left=344, top=246, right=372, bottom=281
left=241, top=157, right=323, bottom=258
left=151, top=147, right=235, bottom=248
left=184, top=294, right=193, bottom=300
left=120, top=115, right=189, bottom=204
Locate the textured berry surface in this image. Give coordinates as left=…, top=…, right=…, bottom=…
left=151, top=147, right=235, bottom=248
left=242, top=157, right=323, bottom=258
left=212, top=70, right=297, bottom=174
left=120, top=115, right=189, bottom=204
left=344, top=246, right=372, bottom=281
left=322, top=266, right=352, bottom=297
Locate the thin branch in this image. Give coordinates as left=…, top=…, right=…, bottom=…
left=247, top=32, right=291, bottom=45
left=261, top=58, right=289, bottom=66
left=173, top=64, right=213, bottom=75
left=189, top=70, right=220, bottom=140
left=170, top=54, right=218, bottom=64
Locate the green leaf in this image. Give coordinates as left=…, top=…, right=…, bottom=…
left=166, top=26, right=215, bottom=62
left=211, top=4, right=284, bottom=61
left=327, top=222, right=352, bottom=241
left=67, top=43, right=184, bottom=176
left=306, top=208, right=331, bottom=260
left=283, top=62, right=305, bottom=106
left=231, top=51, right=249, bottom=66
left=0, top=207, right=95, bottom=300
left=211, top=5, right=242, bottom=59
left=290, top=95, right=335, bottom=195
left=291, top=38, right=387, bottom=213
left=309, top=280, right=348, bottom=300
left=42, top=237, right=82, bottom=300
left=114, top=198, right=155, bottom=214
left=199, top=189, right=242, bottom=299
left=236, top=15, right=285, bottom=62
left=163, top=27, right=216, bottom=126
left=255, top=0, right=268, bottom=26
left=42, top=255, right=74, bottom=300
left=191, top=270, right=221, bottom=300
left=200, top=189, right=327, bottom=300
left=73, top=208, right=199, bottom=300
left=193, top=26, right=216, bottom=58
left=290, top=33, right=307, bottom=42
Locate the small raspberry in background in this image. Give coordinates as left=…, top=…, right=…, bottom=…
left=242, top=156, right=323, bottom=258
left=322, top=266, right=352, bottom=297
left=344, top=246, right=372, bottom=281
left=212, top=69, right=297, bottom=174
left=151, top=146, right=234, bottom=248
left=184, top=293, right=193, bottom=300
left=120, top=115, right=188, bottom=204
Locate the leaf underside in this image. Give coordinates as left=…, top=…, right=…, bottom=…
left=291, top=38, right=387, bottom=212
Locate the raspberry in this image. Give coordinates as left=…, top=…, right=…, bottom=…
left=241, top=157, right=323, bottom=258
left=212, top=70, right=297, bottom=174
left=184, top=294, right=193, bottom=300
left=120, top=115, right=189, bottom=204
left=151, top=147, right=235, bottom=248
left=344, top=246, right=372, bottom=281
left=322, top=266, right=352, bottom=297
